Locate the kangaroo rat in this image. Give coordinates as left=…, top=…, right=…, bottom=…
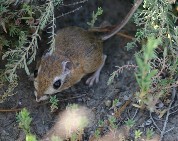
left=33, top=0, right=142, bottom=102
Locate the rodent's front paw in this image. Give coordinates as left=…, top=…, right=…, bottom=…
left=86, top=72, right=100, bottom=86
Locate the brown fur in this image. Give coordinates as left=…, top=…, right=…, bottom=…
left=35, top=27, right=103, bottom=98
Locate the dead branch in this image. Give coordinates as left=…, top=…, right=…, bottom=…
left=89, top=26, right=134, bottom=40
left=159, top=86, right=176, bottom=141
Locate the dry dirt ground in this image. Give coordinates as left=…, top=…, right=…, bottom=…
left=0, top=0, right=178, bottom=141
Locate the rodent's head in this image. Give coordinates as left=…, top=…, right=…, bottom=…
left=34, top=53, right=72, bottom=102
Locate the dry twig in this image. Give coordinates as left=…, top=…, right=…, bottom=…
left=149, top=86, right=177, bottom=141
left=89, top=27, right=134, bottom=40
left=56, top=6, right=82, bottom=19
left=159, top=86, right=176, bottom=141
left=60, top=0, right=88, bottom=7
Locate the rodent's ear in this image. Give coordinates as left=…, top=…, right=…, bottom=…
left=62, top=61, right=72, bottom=74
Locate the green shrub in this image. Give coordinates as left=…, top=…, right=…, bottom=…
left=0, top=0, right=63, bottom=102
left=109, top=0, right=178, bottom=111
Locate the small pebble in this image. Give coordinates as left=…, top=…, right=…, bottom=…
left=104, top=100, right=112, bottom=107
left=116, top=101, right=122, bottom=107
left=145, top=119, right=152, bottom=126
left=77, top=98, right=83, bottom=102
left=158, top=101, right=164, bottom=108
left=123, top=95, right=130, bottom=100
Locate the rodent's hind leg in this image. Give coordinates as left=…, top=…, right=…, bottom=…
left=86, top=55, right=107, bottom=86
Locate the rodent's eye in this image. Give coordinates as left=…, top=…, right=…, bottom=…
left=53, top=79, right=61, bottom=89
left=34, top=69, right=38, bottom=78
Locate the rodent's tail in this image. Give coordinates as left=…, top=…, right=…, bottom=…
left=101, top=0, right=143, bottom=41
